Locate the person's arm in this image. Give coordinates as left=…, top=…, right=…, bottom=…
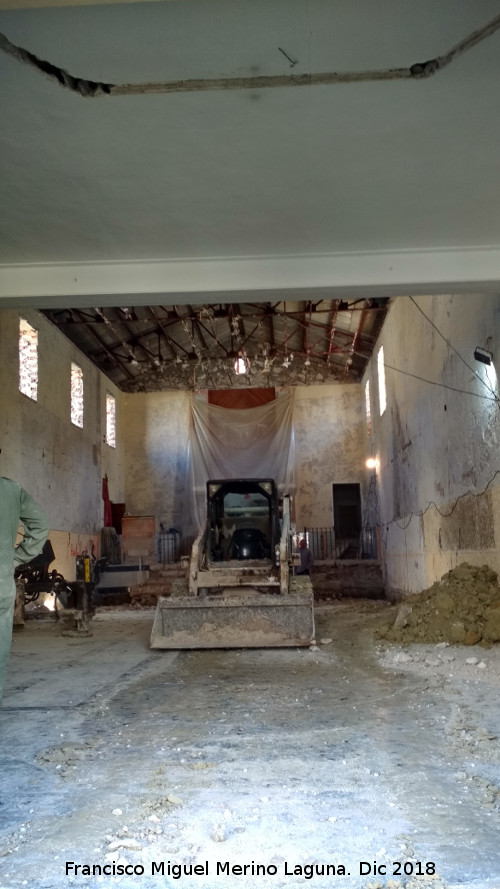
left=13, top=489, right=49, bottom=566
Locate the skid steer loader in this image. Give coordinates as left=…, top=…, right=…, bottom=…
left=150, top=479, right=315, bottom=648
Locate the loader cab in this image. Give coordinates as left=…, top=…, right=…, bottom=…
left=206, top=479, right=280, bottom=563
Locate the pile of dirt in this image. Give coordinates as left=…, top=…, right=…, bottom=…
left=378, top=562, right=500, bottom=645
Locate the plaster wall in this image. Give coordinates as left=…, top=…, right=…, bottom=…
left=121, top=390, right=191, bottom=535
left=362, top=294, right=500, bottom=597
left=121, top=385, right=366, bottom=539
left=292, top=384, right=365, bottom=529
left=0, top=309, right=125, bottom=578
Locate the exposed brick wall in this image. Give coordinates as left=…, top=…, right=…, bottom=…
left=311, top=560, right=385, bottom=600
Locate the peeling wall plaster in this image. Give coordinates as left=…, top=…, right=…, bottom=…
left=362, top=293, right=500, bottom=597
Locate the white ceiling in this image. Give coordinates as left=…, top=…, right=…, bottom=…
left=1, top=0, right=500, bottom=307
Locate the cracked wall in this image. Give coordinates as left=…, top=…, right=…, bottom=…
left=362, top=293, right=500, bottom=597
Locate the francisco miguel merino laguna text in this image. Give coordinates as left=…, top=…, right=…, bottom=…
left=65, top=860, right=351, bottom=879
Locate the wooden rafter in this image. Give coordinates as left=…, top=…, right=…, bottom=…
left=149, top=306, right=190, bottom=358
left=72, top=308, right=135, bottom=381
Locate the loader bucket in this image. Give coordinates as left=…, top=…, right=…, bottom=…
left=150, top=590, right=315, bottom=649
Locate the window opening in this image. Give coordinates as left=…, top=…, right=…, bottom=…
left=106, top=393, right=116, bottom=447
left=365, top=379, right=372, bottom=434
left=19, top=318, right=38, bottom=401
left=234, top=356, right=248, bottom=375
left=377, top=346, right=386, bottom=415
left=70, top=362, right=84, bottom=427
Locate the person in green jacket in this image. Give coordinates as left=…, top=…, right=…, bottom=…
left=0, top=477, right=49, bottom=703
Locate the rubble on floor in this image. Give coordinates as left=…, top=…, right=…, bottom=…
left=3, top=606, right=500, bottom=889
left=378, top=562, right=500, bottom=645
left=127, top=560, right=386, bottom=606
left=127, top=561, right=186, bottom=606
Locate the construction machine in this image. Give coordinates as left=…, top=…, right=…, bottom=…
left=150, top=478, right=315, bottom=648
left=14, top=541, right=94, bottom=633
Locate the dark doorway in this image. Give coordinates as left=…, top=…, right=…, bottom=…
left=332, top=484, right=362, bottom=539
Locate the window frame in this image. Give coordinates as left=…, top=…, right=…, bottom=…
left=105, top=392, right=116, bottom=448
left=19, top=317, right=39, bottom=402
left=377, top=346, right=387, bottom=416
left=70, top=361, right=84, bottom=428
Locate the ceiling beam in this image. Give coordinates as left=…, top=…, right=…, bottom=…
left=3, top=249, right=500, bottom=310
left=148, top=306, right=187, bottom=359
left=326, top=300, right=339, bottom=366
left=344, top=305, right=371, bottom=380
left=302, top=301, right=311, bottom=358
left=188, top=305, right=208, bottom=352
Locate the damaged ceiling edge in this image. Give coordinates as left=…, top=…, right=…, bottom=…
left=0, top=0, right=175, bottom=7
left=1, top=11, right=500, bottom=98
left=42, top=298, right=389, bottom=393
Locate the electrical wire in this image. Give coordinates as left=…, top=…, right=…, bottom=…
left=382, top=361, right=498, bottom=403
left=367, top=303, right=500, bottom=550
left=409, top=296, right=498, bottom=402
left=370, top=298, right=499, bottom=542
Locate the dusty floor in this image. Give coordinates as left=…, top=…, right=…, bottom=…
left=1, top=600, right=500, bottom=889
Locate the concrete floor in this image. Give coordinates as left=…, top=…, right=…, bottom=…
left=1, top=601, right=500, bottom=889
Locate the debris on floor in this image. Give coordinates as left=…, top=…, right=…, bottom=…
left=377, top=562, right=500, bottom=645
left=2, top=604, right=500, bottom=889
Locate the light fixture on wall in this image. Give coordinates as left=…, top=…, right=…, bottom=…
left=474, top=346, right=493, bottom=365
left=365, top=457, right=378, bottom=470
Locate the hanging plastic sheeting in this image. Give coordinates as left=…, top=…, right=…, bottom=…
left=187, top=391, right=295, bottom=532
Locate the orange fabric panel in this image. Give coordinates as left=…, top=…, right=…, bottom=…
left=208, top=388, right=275, bottom=409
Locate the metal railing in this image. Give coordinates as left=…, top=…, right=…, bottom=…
left=157, top=532, right=181, bottom=563
left=359, top=527, right=378, bottom=559
left=295, top=527, right=378, bottom=560
left=159, top=526, right=379, bottom=564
